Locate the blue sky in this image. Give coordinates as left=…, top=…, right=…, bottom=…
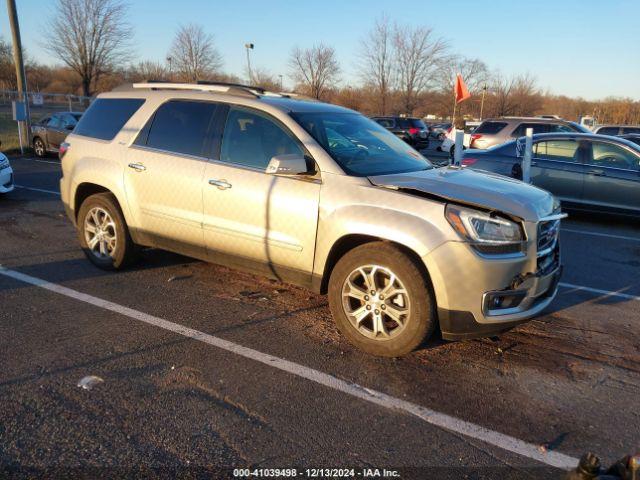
left=2, top=0, right=639, bottom=100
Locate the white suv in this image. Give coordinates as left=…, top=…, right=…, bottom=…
left=60, top=82, right=564, bottom=357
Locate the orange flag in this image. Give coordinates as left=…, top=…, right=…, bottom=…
left=454, top=73, right=471, bottom=104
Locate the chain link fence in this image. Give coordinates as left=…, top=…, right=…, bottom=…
left=0, top=90, right=91, bottom=119
left=0, top=90, right=92, bottom=152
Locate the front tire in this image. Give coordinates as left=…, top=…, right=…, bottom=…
left=328, top=242, right=436, bottom=357
left=77, top=193, right=139, bottom=270
left=33, top=137, right=46, bottom=157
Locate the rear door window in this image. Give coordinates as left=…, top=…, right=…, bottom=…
left=74, top=98, right=145, bottom=141
left=621, top=127, right=640, bottom=134
left=596, top=127, right=619, bottom=136
left=409, top=119, right=426, bottom=129
left=512, top=123, right=549, bottom=136
left=140, top=100, right=218, bottom=157
left=474, top=121, right=507, bottom=134
left=549, top=124, right=575, bottom=133
left=533, top=140, right=580, bottom=162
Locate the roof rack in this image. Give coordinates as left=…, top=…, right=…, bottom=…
left=131, top=80, right=294, bottom=99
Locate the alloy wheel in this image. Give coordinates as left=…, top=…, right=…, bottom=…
left=83, top=207, right=117, bottom=259
left=341, top=265, right=411, bottom=340
left=34, top=139, right=45, bottom=157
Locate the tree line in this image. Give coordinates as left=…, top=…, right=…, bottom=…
left=1, top=0, right=639, bottom=125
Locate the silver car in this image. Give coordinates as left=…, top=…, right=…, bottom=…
left=470, top=117, right=590, bottom=150
left=462, top=133, right=640, bottom=217
left=32, top=112, right=83, bottom=157
left=59, top=82, right=564, bottom=357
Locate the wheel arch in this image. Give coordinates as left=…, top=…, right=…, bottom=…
left=317, top=234, right=434, bottom=296
left=74, top=183, right=112, bottom=221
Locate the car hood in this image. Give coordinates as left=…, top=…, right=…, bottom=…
left=368, top=167, right=556, bottom=221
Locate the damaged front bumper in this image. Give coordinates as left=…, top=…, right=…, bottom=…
left=439, top=265, right=561, bottom=340
left=423, top=223, right=563, bottom=341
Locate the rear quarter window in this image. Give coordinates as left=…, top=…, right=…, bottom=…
left=474, top=121, right=507, bottom=134
left=74, top=98, right=145, bottom=141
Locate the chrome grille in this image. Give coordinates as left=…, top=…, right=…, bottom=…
left=537, top=219, right=560, bottom=255
left=537, top=219, right=560, bottom=275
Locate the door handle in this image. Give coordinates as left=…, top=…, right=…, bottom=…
left=128, top=163, right=146, bottom=172
left=209, top=179, right=232, bottom=190
left=531, top=161, right=537, bottom=166
left=587, top=169, right=605, bottom=176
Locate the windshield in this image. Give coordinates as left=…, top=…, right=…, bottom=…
left=291, top=112, right=432, bottom=176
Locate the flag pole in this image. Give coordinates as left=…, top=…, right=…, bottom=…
left=452, top=95, right=457, bottom=127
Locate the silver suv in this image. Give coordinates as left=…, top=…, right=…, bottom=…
left=471, top=117, right=589, bottom=149
left=60, top=82, right=565, bottom=357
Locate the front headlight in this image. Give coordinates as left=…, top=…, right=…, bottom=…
left=0, top=158, right=9, bottom=170
left=445, top=204, right=524, bottom=252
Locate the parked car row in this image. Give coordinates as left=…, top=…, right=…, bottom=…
left=462, top=132, right=640, bottom=218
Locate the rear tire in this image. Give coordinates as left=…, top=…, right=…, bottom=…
left=328, top=242, right=436, bottom=357
left=77, top=192, right=139, bottom=270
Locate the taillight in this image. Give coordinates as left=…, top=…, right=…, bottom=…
left=408, top=127, right=420, bottom=135
left=446, top=126, right=452, bottom=133
left=461, top=158, right=477, bottom=166
left=471, top=134, right=483, bottom=140
left=59, top=142, right=70, bottom=160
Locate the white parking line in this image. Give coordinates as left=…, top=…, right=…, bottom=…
left=562, top=228, right=640, bottom=243
left=34, top=159, right=61, bottom=165
left=559, top=282, right=640, bottom=302
left=14, top=185, right=60, bottom=196
left=0, top=265, right=578, bottom=470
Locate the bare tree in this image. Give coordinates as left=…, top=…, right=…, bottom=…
left=0, top=37, right=15, bottom=90
left=168, top=24, right=222, bottom=82
left=358, top=16, right=394, bottom=115
left=250, top=67, right=280, bottom=91
left=437, top=56, right=489, bottom=96
left=393, top=24, right=448, bottom=114
left=433, top=56, right=490, bottom=120
left=128, top=61, right=168, bottom=82
left=489, top=73, right=541, bottom=117
left=44, top=0, right=132, bottom=97
left=289, top=43, right=340, bottom=100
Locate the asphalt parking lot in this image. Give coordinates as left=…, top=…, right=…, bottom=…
left=1, top=156, right=639, bottom=479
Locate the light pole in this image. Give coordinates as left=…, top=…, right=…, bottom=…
left=479, top=84, right=488, bottom=121
left=166, top=56, right=173, bottom=80
left=6, top=0, right=30, bottom=152
left=245, top=43, right=254, bottom=84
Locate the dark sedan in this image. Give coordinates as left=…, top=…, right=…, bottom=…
left=371, top=116, right=430, bottom=150
left=31, top=112, right=83, bottom=157
left=462, top=133, right=640, bottom=217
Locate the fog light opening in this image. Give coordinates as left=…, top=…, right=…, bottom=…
left=485, top=291, right=526, bottom=312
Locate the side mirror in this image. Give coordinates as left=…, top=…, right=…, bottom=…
left=65, top=124, right=75, bottom=131
left=265, top=154, right=310, bottom=176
